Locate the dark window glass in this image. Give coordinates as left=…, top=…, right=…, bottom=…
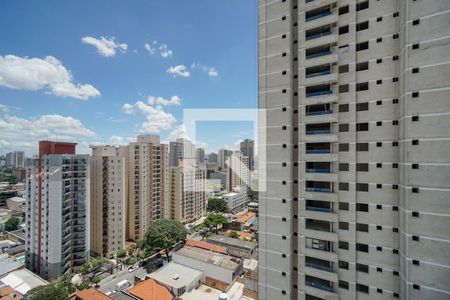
left=356, top=1, right=369, bottom=11
left=356, top=123, right=369, bottom=131
left=356, top=82, right=369, bottom=91
left=356, top=21, right=369, bottom=31
left=356, top=41, right=369, bottom=51
left=356, top=102, right=369, bottom=111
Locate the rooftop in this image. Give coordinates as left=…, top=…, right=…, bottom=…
left=148, top=262, right=203, bottom=289
left=207, top=235, right=257, bottom=250
left=0, top=269, right=48, bottom=295
left=237, top=212, right=256, bottom=223
left=175, top=246, right=241, bottom=271
left=0, top=286, right=23, bottom=300
left=70, top=288, right=113, bottom=300
left=185, top=239, right=226, bottom=254
left=128, top=279, right=173, bottom=300
left=0, top=255, right=22, bottom=277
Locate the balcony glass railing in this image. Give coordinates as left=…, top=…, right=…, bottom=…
left=306, top=168, right=331, bottom=173
left=306, top=129, right=332, bottom=135
left=305, top=262, right=334, bottom=272
left=306, top=280, right=334, bottom=292
left=305, top=149, right=331, bottom=154
left=306, top=11, right=332, bottom=22
left=306, top=70, right=331, bottom=78
left=306, top=50, right=332, bottom=59
left=306, top=90, right=332, bottom=97
left=306, top=110, right=333, bottom=116
left=306, top=206, right=332, bottom=212
left=306, top=31, right=332, bottom=41
left=306, top=187, right=332, bottom=193
left=305, top=0, right=315, bottom=3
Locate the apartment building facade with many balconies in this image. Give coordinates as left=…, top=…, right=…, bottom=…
left=25, top=141, right=90, bottom=280
left=258, top=0, right=450, bottom=299
left=90, top=146, right=126, bottom=258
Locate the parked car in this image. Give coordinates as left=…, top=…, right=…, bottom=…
left=128, top=264, right=139, bottom=273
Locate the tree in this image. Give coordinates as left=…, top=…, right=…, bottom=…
left=228, top=231, right=240, bottom=239
left=126, top=244, right=136, bottom=256
left=25, top=283, right=69, bottom=300
left=203, top=214, right=229, bottom=231
left=80, top=262, right=91, bottom=275
left=92, top=276, right=101, bottom=285
left=207, top=198, right=228, bottom=212
left=4, top=216, right=20, bottom=231
left=117, top=248, right=126, bottom=258
left=145, top=219, right=187, bottom=261
left=127, top=257, right=137, bottom=266
left=91, top=257, right=102, bottom=268
left=247, top=187, right=258, bottom=202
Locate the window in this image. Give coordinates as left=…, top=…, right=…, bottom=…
left=339, top=143, right=349, bottom=152
left=282, top=89, right=287, bottom=93
left=377, top=16, right=382, bottom=22
left=282, top=107, right=286, bottom=111
left=412, top=139, right=419, bottom=145
left=339, top=5, right=349, bottom=15
left=393, top=98, right=399, bottom=103
left=393, top=141, right=398, bottom=146
left=356, top=41, right=369, bottom=51
left=377, top=58, right=382, bottom=63
left=393, top=55, right=399, bottom=61
left=377, top=225, right=382, bottom=230
left=339, top=182, right=349, bottom=191
left=282, top=70, right=286, bottom=75
left=339, top=241, right=349, bottom=250
left=377, top=121, right=382, bottom=126
left=413, top=284, right=420, bottom=290
left=356, top=263, right=369, bottom=273
left=356, top=203, right=369, bottom=212
left=393, top=77, right=399, bottom=82
left=412, top=211, right=419, bottom=217
left=393, top=206, right=398, bottom=211
left=339, top=261, right=349, bottom=270
left=377, top=246, right=382, bottom=251
left=282, top=16, right=286, bottom=21
left=339, top=222, right=349, bottom=230
left=356, top=123, right=369, bottom=131
left=393, top=163, right=398, bottom=168
left=339, top=84, right=349, bottom=93
left=356, top=223, right=369, bottom=232
left=356, top=143, right=369, bottom=151
left=412, top=235, right=419, bottom=241
left=339, top=202, right=349, bottom=210
left=356, top=1, right=369, bottom=11
left=377, top=184, right=382, bottom=189
left=282, top=34, right=286, bottom=39
left=356, top=163, right=369, bottom=171
left=356, top=183, right=369, bottom=192
left=356, top=102, right=369, bottom=111
left=412, top=43, right=420, bottom=49
left=393, top=34, right=399, bottom=39
left=356, top=82, right=369, bottom=91
left=339, top=104, right=349, bottom=112
left=356, top=21, right=369, bottom=31
left=339, top=163, right=349, bottom=171
left=393, top=12, right=399, bottom=17
left=356, top=62, right=369, bottom=71
left=357, top=284, right=369, bottom=294
left=412, top=68, right=419, bottom=74
left=412, top=164, right=419, bottom=169
left=339, top=280, right=349, bottom=290
left=339, top=25, right=349, bottom=35
left=377, top=37, right=382, bottom=43
left=339, top=65, right=349, bottom=73
left=282, top=52, right=287, bottom=57
left=339, top=124, right=349, bottom=132
left=356, top=243, right=369, bottom=253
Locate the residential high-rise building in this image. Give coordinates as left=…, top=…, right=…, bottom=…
left=226, top=151, right=250, bottom=192
left=25, top=141, right=90, bottom=280
left=218, top=149, right=233, bottom=170
left=5, top=151, right=24, bottom=168
left=168, top=159, right=206, bottom=224
left=258, top=1, right=450, bottom=299
left=207, top=152, right=218, bottom=164
left=122, top=135, right=168, bottom=241
left=195, top=148, right=205, bottom=164
left=240, top=139, right=255, bottom=171
left=169, top=138, right=195, bottom=167
left=90, top=146, right=126, bottom=258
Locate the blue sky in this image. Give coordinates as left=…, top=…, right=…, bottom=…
left=0, top=0, right=257, bottom=155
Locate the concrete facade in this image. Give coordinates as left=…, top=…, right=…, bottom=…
left=90, top=146, right=126, bottom=258
left=240, top=139, right=255, bottom=171
left=226, top=151, right=251, bottom=192
left=258, top=0, right=450, bottom=299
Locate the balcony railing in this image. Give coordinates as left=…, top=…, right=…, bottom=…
left=306, top=187, right=332, bottom=193
left=305, top=149, right=331, bottom=154
left=306, top=168, right=331, bottom=173
left=306, top=70, right=331, bottom=78
left=305, top=262, right=334, bottom=272
left=306, top=130, right=332, bottom=135
left=306, top=110, right=333, bottom=116
left=306, top=11, right=332, bottom=22
left=306, top=31, right=332, bottom=41
left=306, top=90, right=332, bottom=97
left=306, top=50, right=332, bottom=59
left=306, top=206, right=332, bottom=212
left=306, top=280, right=334, bottom=292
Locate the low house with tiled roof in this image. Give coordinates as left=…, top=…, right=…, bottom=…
left=69, top=287, right=112, bottom=300
left=126, top=278, right=173, bottom=300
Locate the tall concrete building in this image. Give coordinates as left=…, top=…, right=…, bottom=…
left=226, top=151, right=250, bottom=192
left=122, top=135, right=169, bottom=241
left=258, top=1, right=450, bottom=299
left=168, top=159, right=206, bottom=224
left=169, top=138, right=195, bottom=167
left=5, top=151, right=25, bottom=168
left=240, top=139, right=255, bottom=171
left=207, top=152, right=218, bottom=164
left=90, top=146, right=126, bottom=258
left=195, top=147, right=205, bottom=164
left=218, top=149, right=233, bottom=170
left=25, top=141, right=90, bottom=280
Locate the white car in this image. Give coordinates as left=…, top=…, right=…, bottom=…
left=106, top=290, right=117, bottom=296
left=128, top=264, right=139, bottom=273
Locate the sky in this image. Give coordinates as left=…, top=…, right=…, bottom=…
left=0, top=0, right=257, bottom=155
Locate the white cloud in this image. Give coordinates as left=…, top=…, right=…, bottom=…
left=208, top=67, right=218, bottom=77
left=147, top=95, right=181, bottom=106
left=167, top=65, right=190, bottom=77
left=122, top=101, right=177, bottom=133
left=109, top=135, right=135, bottom=146
left=191, top=62, right=219, bottom=77
left=144, top=41, right=157, bottom=55
left=81, top=36, right=127, bottom=57
left=145, top=41, right=173, bottom=58
left=0, top=111, right=97, bottom=153
left=159, top=44, right=173, bottom=58
left=0, top=55, right=100, bottom=100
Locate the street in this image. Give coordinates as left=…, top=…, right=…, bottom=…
left=98, top=265, right=147, bottom=294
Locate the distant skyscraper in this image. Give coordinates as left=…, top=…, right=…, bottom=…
left=90, top=146, right=126, bottom=258
left=168, top=159, right=206, bottom=224
left=5, top=151, right=24, bottom=168
left=121, top=135, right=168, bottom=241
left=26, top=141, right=90, bottom=280
left=240, top=139, right=255, bottom=170
left=226, top=151, right=250, bottom=192
left=195, top=148, right=205, bottom=164
left=218, top=149, right=232, bottom=170
left=169, top=138, right=195, bottom=167
left=207, top=152, right=218, bottom=164
left=258, top=1, right=450, bottom=299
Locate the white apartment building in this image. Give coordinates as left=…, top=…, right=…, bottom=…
left=25, top=141, right=90, bottom=280
left=196, top=147, right=205, bottom=164
left=223, top=186, right=248, bottom=213
left=218, top=149, right=233, bottom=170
left=258, top=1, right=450, bottom=300
left=90, top=146, right=126, bottom=258
left=121, top=135, right=168, bottom=241
left=168, top=159, right=207, bottom=224
left=226, top=151, right=251, bottom=192
left=5, top=151, right=25, bottom=168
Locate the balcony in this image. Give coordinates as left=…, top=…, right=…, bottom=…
left=306, top=162, right=331, bottom=174
left=305, top=123, right=332, bottom=136
left=306, top=30, right=332, bottom=41
left=305, top=7, right=332, bottom=22
left=305, top=256, right=334, bottom=273
left=306, top=180, right=333, bottom=193
left=306, top=200, right=332, bottom=212
left=305, top=84, right=333, bottom=97
left=305, top=143, right=331, bottom=154
left=306, top=218, right=332, bottom=233
left=305, top=275, right=334, bottom=292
